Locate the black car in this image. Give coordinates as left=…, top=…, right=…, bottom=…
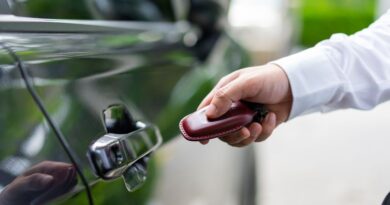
left=0, top=0, right=256, bottom=204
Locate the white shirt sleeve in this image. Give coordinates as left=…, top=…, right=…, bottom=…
left=272, top=10, right=390, bottom=120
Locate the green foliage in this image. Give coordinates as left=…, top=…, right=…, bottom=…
left=156, top=67, right=215, bottom=142
left=299, top=0, right=376, bottom=46
left=23, top=0, right=92, bottom=19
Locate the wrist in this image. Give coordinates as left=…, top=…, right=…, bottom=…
left=271, top=47, right=341, bottom=119
left=266, top=63, right=293, bottom=105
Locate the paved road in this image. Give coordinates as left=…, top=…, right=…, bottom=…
left=151, top=138, right=251, bottom=205
left=256, top=102, right=390, bottom=205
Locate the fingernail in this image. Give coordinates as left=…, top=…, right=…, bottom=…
left=205, top=104, right=216, bottom=117
left=64, top=167, right=77, bottom=188
left=39, top=175, right=54, bottom=189
left=269, top=113, right=276, bottom=125
left=253, top=128, right=260, bottom=138
left=67, top=166, right=76, bottom=178
left=263, top=113, right=270, bottom=122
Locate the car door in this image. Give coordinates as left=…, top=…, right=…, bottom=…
left=0, top=0, right=254, bottom=204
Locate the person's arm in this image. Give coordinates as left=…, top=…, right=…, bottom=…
left=273, top=10, right=390, bottom=119
left=198, top=10, right=390, bottom=146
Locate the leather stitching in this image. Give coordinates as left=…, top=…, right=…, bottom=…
left=179, top=116, right=243, bottom=141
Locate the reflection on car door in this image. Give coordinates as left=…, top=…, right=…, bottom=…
left=0, top=16, right=199, bottom=204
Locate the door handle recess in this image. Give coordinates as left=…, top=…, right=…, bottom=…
left=87, top=105, right=162, bottom=191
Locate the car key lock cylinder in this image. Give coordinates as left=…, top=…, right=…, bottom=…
left=87, top=105, right=162, bottom=192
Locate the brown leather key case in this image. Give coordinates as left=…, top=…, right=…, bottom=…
left=179, top=101, right=268, bottom=141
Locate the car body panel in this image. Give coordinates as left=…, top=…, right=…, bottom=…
left=0, top=0, right=254, bottom=204
left=0, top=17, right=200, bottom=203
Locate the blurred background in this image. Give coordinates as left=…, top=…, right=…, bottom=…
left=228, top=0, right=390, bottom=205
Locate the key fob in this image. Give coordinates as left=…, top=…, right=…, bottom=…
left=179, top=101, right=268, bottom=141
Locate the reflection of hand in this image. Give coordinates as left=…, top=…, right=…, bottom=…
left=198, top=64, right=292, bottom=147
left=0, top=161, right=77, bottom=205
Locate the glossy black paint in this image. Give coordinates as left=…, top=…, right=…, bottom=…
left=0, top=17, right=197, bottom=203
left=0, top=0, right=253, bottom=204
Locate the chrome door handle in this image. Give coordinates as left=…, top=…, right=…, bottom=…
left=87, top=105, right=162, bottom=191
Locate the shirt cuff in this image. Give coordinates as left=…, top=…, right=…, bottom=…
left=271, top=47, right=344, bottom=120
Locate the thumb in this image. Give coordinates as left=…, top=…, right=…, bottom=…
left=206, top=81, right=244, bottom=118
left=0, top=173, right=54, bottom=205
left=20, top=173, right=54, bottom=192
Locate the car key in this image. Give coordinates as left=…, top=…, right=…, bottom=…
left=179, top=101, right=268, bottom=141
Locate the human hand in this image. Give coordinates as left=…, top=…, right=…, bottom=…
left=0, top=161, right=77, bottom=205
left=198, top=64, right=292, bottom=147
